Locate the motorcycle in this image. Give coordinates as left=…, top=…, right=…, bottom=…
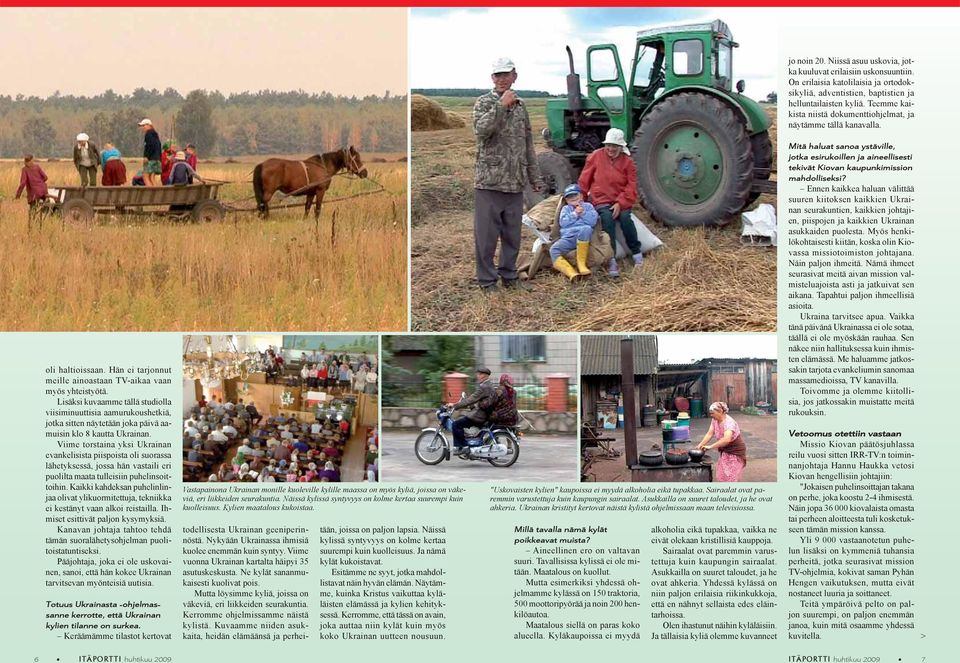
left=414, top=402, right=524, bottom=468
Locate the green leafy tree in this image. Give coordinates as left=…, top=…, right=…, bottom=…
left=0, top=88, right=408, bottom=157
left=90, top=112, right=110, bottom=147
left=224, top=124, right=253, bottom=155
left=176, top=90, right=217, bottom=154
left=380, top=337, right=409, bottom=407
left=418, top=336, right=475, bottom=403
left=21, top=116, right=57, bottom=156
left=162, top=87, right=183, bottom=104
left=107, top=108, right=146, bottom=157
left=308, top=122, right=324, bottom=153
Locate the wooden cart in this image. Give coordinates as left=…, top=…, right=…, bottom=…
left=48, top=183, right=226, bottom=222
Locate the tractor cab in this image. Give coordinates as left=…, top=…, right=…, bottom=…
left=552, top=20, right=742, bottom=153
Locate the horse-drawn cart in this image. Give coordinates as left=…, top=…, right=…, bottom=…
left=48, top=183, right=226, bottom=222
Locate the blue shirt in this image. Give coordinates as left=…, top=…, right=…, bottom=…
left=100, top=147, right=121, bottom=167
left=559, top=201, right=598, bottom=237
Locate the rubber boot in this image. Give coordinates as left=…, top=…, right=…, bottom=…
left=608, top=258, right=620, bottom=278
left=576, top=241, right=592, bottom=275
left=633, top=252, right=644, bottom=267
left=553, top=256, right=580, bottom=282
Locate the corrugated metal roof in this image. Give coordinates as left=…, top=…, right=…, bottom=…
left=581, top=335, right=658, bottom=376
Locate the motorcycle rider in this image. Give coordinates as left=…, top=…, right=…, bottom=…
left=449, top=367, right=497, bottom=453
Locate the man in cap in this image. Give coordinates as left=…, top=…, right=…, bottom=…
left=472, top=57, right=543, bottom=292
left=449, top=367, right=498, bottom=453
left=72, top=133, right=100, bottom=187
left=167, top=150, right=204, bottom=186
left=138, top=118, right=162, bottom=186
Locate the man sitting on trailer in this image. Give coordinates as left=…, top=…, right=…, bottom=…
left=166, top=151, right=204, bottom=186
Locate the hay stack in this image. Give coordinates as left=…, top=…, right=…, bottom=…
left=411, top=95, right=466, bottom=131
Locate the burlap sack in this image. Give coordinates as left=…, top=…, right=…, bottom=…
left=519, top=196, right=613, bottom=279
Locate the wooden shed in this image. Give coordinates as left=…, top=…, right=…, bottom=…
left=657, top=357, right=777, bottom=411
left=580, top=335, right=658, bottom=428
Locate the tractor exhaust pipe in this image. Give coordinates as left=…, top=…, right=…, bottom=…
left=565, top=45, right=582, bottom=114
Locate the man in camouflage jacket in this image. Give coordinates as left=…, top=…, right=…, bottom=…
left=472, top=57, right=542, bottom=291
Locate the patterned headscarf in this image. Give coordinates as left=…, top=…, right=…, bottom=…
left=708, top=401, right=729, bottom=414
left=499, top=373, right=516, bottom=402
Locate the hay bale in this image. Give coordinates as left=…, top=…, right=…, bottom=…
left=411, top=95, right=466, bottom=131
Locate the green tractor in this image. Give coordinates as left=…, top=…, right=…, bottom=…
left=530, top=19, right=774, bottom=227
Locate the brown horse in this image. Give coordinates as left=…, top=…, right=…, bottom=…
left=252, top=146, right=368, bottom=219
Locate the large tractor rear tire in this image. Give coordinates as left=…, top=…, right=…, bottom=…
left=524, top=151, right=575, bottom=210
left=746, top=131, right=774, bottom=205
left=633, top=92, right=754, bottom=226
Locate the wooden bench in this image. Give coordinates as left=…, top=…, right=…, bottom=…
left=581, top=423, right=619, bottom=458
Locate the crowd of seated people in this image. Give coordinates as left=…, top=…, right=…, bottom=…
left=182, top=398, right=351, bottom=483
left=264, top=349, right=378, bottom=394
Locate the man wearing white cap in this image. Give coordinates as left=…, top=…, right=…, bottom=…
left=472, top=57, right=542, bottom=292
left=72, top=133, right=99, bottom=187
left=138, top=118, right=162, bottom=186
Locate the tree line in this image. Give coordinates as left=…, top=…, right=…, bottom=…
left=0, top=88, right=407, bottom=158
left=413, top=88, right=559, bottom=98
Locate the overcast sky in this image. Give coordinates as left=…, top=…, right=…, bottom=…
left=656, top=334, right=776, bottom=364
left=412, top=7, right=776, bottom=97
left=0, top=8, right=406, bottom=98
left=411, top=7, right=950, bottom=99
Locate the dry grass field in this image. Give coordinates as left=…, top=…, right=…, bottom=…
left=411, top=97, right=777, bottom=332
left=0, top=156, right=407, bottom=331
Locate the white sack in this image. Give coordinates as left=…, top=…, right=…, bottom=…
left=741, top=203, right=778, bottom=247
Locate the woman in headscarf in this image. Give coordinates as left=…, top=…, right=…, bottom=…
left=100, top=143, right=127, bottom=185
left=318, top=461, right=341, bottom=482
left=231, top=451, right=246, bottom=474
left=14, top=154, right=49, bottom=223
left=696, top=402, right=748, bottom=482
left=285, top=465, right=300, bottom=483
left=487, top=374, right=519, bottom=426
left=160, top=141, right=178, bottom=185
